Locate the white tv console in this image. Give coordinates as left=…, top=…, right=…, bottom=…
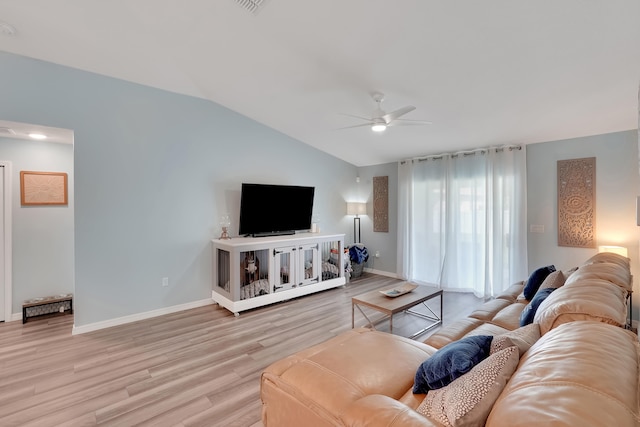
left=211, top=233, right=346, bottom=316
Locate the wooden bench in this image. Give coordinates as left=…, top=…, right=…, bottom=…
left=22, top=294, right=73, bottom=324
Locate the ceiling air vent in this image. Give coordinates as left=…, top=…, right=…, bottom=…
left=234, top=0, right=268, bottom=15
left=0, top=127, right=16, bottom=136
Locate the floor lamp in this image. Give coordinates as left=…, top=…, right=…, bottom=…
left=347, top=202, right=367, bottom=244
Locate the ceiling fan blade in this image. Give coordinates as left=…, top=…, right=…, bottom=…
left=335, top=123, right=374, bottom=130
left=388, top=118, right=432, bottom=126
left=338, top=113, right=373, bottom=122
left=382, top=105, right=416, bottom=123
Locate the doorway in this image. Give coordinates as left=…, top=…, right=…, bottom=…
left=0, top=120, right=74, bottom=322
left=0, top=162, right=10, bottom=322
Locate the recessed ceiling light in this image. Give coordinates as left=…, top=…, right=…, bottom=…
left=28, top=133, right=47, bottom=140
left=0, top=21, right=17, bottom=37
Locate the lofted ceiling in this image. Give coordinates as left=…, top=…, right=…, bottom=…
left=0, top=0, right=639, bottom=166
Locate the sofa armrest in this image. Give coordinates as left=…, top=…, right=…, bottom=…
left=341, top=395, right=437, bottom=427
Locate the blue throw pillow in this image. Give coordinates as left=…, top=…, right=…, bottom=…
left=520, top=287, right=557, bottom=326
left=413, top=335, right=493, bottom=394
left=523, top=265, right=556, bottom=300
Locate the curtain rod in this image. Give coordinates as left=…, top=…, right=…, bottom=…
left=400, top=144, right=522, bottom=164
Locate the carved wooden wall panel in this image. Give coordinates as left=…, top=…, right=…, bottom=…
left=373, top=176, right=388, bottom=232
left=557, top=157, right=596, bottom=248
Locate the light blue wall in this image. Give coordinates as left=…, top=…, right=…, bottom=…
left=361, top=131, right=640, bottom=305
left=354, top=162, right=398, bottom=275
left=526, top=130, right=640, bottom=320
left=3, top=50, right=636, bottom=326
left=0, top=138, right=74, bottom=312
left=0, top=51, right=357, bottom=327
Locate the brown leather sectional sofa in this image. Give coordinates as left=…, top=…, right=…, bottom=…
left=260, top=252, right=639, bottom=426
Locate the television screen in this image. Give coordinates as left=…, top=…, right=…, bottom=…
left=238, top=183, right=315, bottom=237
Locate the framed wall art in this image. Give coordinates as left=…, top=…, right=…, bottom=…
left=20, top=171, right=68, bottom=206
left=557, top=157, right=595, bottom=248
left=373, top=175, right=389, bottom=232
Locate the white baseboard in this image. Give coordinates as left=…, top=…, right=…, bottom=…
left=72, top=298, right=215, bottom=335
left=8, top=312, right=22, bottom=322
left=363, top=268, right=399, bottom=279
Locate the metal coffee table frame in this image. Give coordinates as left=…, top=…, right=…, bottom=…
left=352, top=285, right=443, bottom=339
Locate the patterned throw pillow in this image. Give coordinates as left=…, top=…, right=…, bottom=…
left=417, top=346, right=519, bottom=427
left=490, top=323, right=541, bottom=357
left=537, top=270, right=566, bottom=292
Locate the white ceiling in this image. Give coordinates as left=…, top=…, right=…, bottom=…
left=0, top=0, right=639, bottom=166
left=0, top=119, right=74, bottom=144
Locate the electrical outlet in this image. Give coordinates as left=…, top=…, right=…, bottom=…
left=375, top=251, right=380, bottom=258
left=162, top=277, right=169, bottom=287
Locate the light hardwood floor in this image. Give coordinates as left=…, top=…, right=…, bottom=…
left=0, top=274, right=485, bottom=427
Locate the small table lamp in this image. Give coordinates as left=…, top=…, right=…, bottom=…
left=347, top=202, right=367, bottom=244
left=598, top=245, right=628, bottom=257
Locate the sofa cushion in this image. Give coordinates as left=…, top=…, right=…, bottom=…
left=342, top=394, right=441, bottom=427
left=488, top=303, right=527, bottom=330
left=486, top=321, right=640, bottom=427
left=515, top=292, right=528, bottom=303
left=262, top=327, right=438, bottom=426
left=413, top=335, right=492, bottom=393
left=417, top=346, right=519, bottom=427
left=564, top=262, right=632, bottom=292
left=523, top=265, right=555, bottom=300
left=534, top=279, right=627, bottom=334
left=468, top=298, right=512, bottom=322
left=464, top=322, right=510, bottom=338
left=423, top=317, right=484, bottom=349
left=495, top=281, right=525, bottom=302
left=520, top=287, right=557, bottom=326
left=583, top=251, right=630, bottom=269
left=489, top=323, right=541, bottom=357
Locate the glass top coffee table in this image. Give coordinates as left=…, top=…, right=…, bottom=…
left=352, top=283, right=443, bottom=339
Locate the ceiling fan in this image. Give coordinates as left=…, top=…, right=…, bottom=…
left=339, top=92, right=431, bottom=132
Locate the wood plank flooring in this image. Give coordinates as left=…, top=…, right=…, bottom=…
left=0, top=274, right=485, bottom=427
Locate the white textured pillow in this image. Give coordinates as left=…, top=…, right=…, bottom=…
left=537, top=270, right=566, bottom=291
left=490, top=323, right=541, bottom=357
left=417, top=346, right=519, bottom=427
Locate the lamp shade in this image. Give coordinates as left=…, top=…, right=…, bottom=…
left=598, top=245, right=628, bottom=257
left=347, top=202, right=367, bottom=216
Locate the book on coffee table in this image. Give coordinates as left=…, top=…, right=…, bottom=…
left=379, top=283, right=418, bottom=298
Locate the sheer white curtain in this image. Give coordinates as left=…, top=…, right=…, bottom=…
left=398, top=146, right=528, bottom=298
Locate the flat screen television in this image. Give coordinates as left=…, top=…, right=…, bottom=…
left=238, top=183, right=315, bottom=237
